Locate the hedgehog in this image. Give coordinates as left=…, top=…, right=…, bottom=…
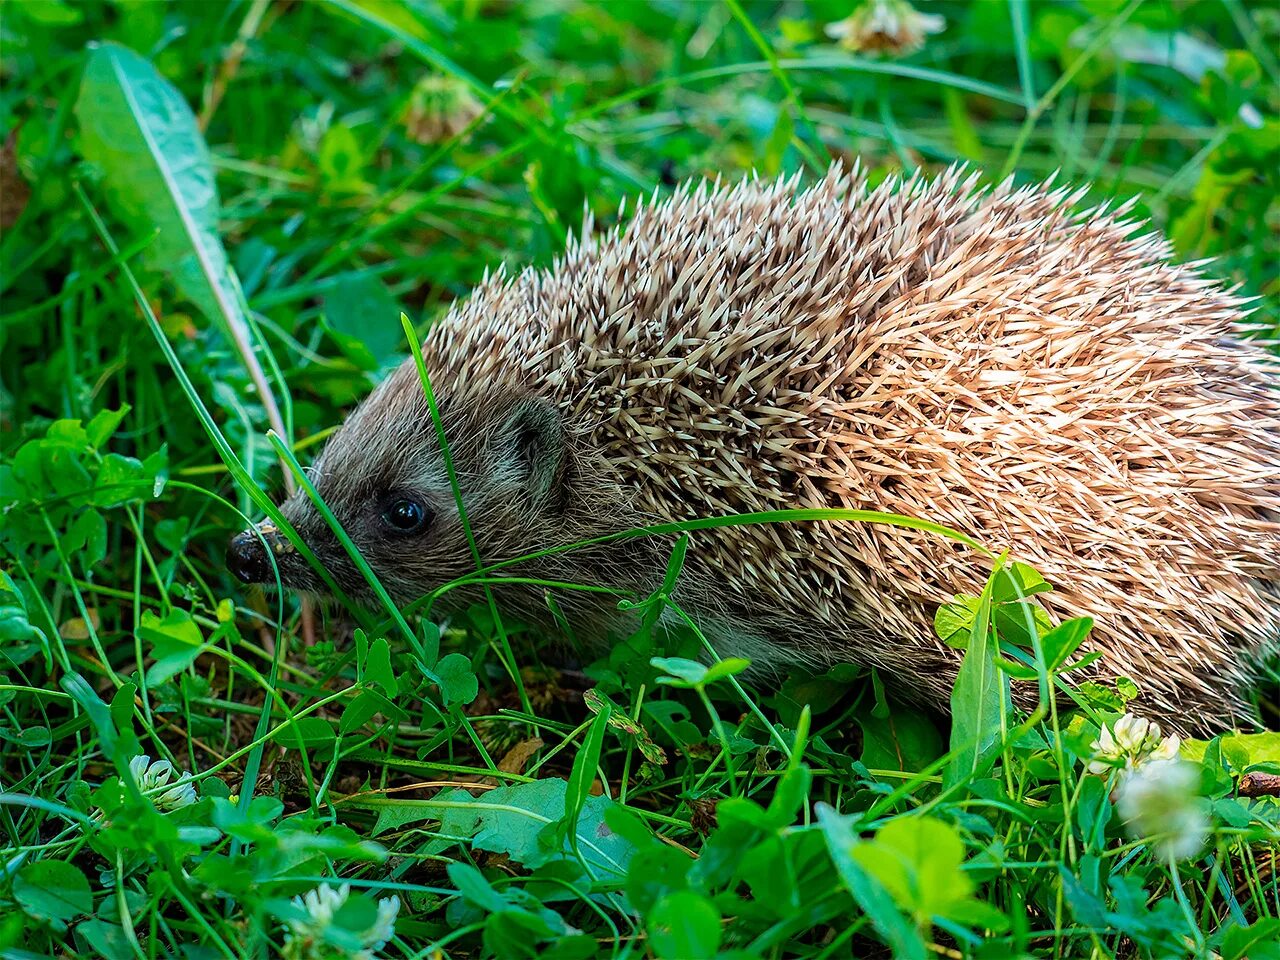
left=227, top=166, right=1280, bottom=735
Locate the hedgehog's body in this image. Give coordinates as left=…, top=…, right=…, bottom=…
left=233, top=168, right=1280, bottom=733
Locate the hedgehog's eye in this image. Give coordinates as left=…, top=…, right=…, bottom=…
left=381, top=496, right=431, bottom=535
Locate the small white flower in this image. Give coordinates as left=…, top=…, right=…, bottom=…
left=288, top=883, right=348, bottom=935
left=1087, top=712, right=1181, bottom=775
left=1115, top=759, right=1208, bottom=861
left=283, top=882, right=401, bottom=960
left=128, top=755, right=198, bottom=811
left=825, top=0, right=945, bottom=56
left=1112, top=713, right=1151, bottom=753
left=1149, top=733, right=1181, bottom=763
left=366, top=896, right=400, bottom=954
left=401, top=73, right=484, bottom=145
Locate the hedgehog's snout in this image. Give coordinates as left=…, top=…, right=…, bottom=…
left=227, top=522, right=293, bottom=584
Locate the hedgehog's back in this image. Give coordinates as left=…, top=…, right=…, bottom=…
left=431, top=168, right=1280, bottom=726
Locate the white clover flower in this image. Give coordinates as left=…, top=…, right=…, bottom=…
left=288, top=883, right=348, bottom=934
left=1148, top=734, right=1181, bottom=763
left=1087, top=712, right=1181, bottom=775
left=825, top=0, right=945, bottom=56
left=366, top=896, right=399, bottom=954
left=128, top=755, right=198, bottom=811
left=1112, top=713, right=1152, bottom=753
left=1115, top=758, right=1208, bottom=861
left=283, top=882, right=401, bottom=960
left=401, top=74, right=484, bottom=145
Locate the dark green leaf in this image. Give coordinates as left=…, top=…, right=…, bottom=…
left=436, top=652, right=478, bottom=707
left=648, top=889, right=721, bottom=960
left=563, top=697, right=610, bottom=851
left=1041, top=617, right=1094, bottom=671
left=945, top=564, right=1010, bottom=791
left=14, top=860, right=92, bottom=924
left=1220, top=919, right=1280, bottom=960
left=650, top=656, right=706, bottom=686
left=363, top=636, right=399, bottom=697
left=858, top=709, right=943, bottom=774
left=319, top=272, right=404, bottom=366
left=76, top=42, right=239, bottom=330
left=137, top=608, right=206, bottom=684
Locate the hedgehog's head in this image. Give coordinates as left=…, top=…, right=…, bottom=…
left=227, top=362, right=588, bottom=612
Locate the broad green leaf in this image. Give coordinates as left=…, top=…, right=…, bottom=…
left=991, top=562, right=1051, bottom=603
left=367, top=779, right=635, bottom=876
left=1181, top=731, right=1280, bottom=767
left=1074, top=773, right=1112, bottom=852
left=46, top=419, right=90, bottom=449
left=858, top=709, right=943, bottom=774
left=417, top=620, right=441, bottom=670
left=702, top=657, right=751, bottom=684
left=14, top=860, right=92, bottom=925
left=1220, top=919, right=1280, bottom=960
left=363, top=636, right=399, bottom=697
left=483, top=910, right=564, bottom=956
left=137, top=608, right=206, bottom=684
left=815, top=804, right=924, bottom=960
left=1041, top=617, right=1094, bottom=671
left=76, top=42, right=238, bottom=332
left=623, top=842, right=695, bottom=917
left=934, top=594, right=980, bottom=649
left=945, top=563, right=1010, bottom=791
left=0, top=570, right=48, bottom=667
left=17, top=725, right=51, bottom=748
left=1075, top=679, right=1131, bottom=713
left=338, top=691, right=388, bottom=735
left=851, top=816, right=976, bottom=924
left=1058, top=863, right=1109, bottom=928
left=84, top=405, right=131, bottom=448
left=436, top=652, right=478, bottom=707
left=92, top=452, right=155, bottom=507
left=211, top=795, right=285, bottom=836
left=447, top=861, right=508, bottom=914
left=272, top=716, right=336, bottom=750
left=991, top=600, right=1053, bottom=650
left=74, top=919, right=135, bottom=960
left=563, top=697, right=610, bottom=854
left=648, top=890, right=721, bottom=960
left=318, top=272, right=404, bottom=367
left=650, top=656, right=707, bottom=686
left=64, top=508, right=107, bottom=569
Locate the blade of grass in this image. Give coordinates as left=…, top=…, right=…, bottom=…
left=723, top=0, right=826, bottom=173
left=75, top=185, right=349, bottom=609
left=1001, top=0, right=1145, bottom=178
left=398, top=314, right=532, bottom=717
left=575, top=57, right=1027, bottom=126
left=77, top=42, right=296, bottom=491
left=1008, top=0, right=1036, bottom=110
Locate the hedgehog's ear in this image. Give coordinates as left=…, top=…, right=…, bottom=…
left=497, top=397, right=565, bottom=501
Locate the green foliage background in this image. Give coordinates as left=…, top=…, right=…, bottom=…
left=1, top=1, right=1279, bottom=958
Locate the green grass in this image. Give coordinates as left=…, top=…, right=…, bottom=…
left=3, top=1, right=1280, bottom=958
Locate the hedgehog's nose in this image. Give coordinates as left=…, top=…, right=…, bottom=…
left=227, top=529, right=271, bottom=584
